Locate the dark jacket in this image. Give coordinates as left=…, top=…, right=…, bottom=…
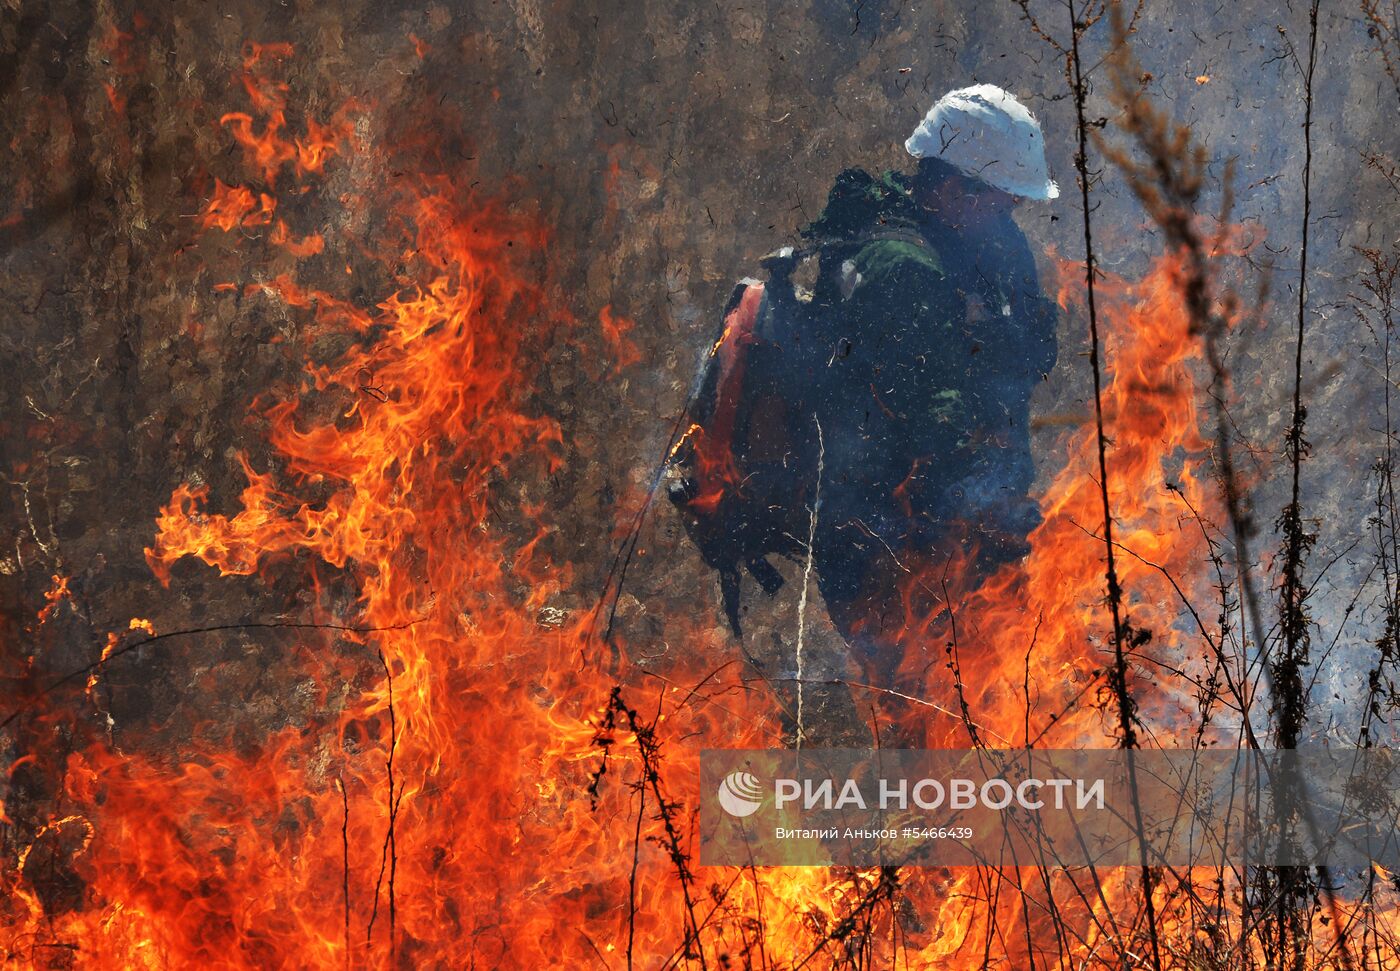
left=669, top=166, right=1057, bottom=647
left=801, top=168, right=1056, bottom=561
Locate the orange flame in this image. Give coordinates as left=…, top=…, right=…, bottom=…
left=36, top=574, right=71, bottom=625
left=200, top=180, right=277, bottom=232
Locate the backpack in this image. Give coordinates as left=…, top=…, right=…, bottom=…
left=667, top=231, right=927, bottom=635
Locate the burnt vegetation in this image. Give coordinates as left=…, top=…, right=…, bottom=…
left=3, top=0, right=1400, bottom=968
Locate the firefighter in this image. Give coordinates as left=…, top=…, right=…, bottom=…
left=804, top=85, right=1059, bottom=682
left=671, top=84, right=1059, bottom=700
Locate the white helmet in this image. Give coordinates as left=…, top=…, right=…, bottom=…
left=905, top=84, right=1058, bottom=201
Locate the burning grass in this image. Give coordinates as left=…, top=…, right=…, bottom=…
left=5, top=12, right=1400, bottom=971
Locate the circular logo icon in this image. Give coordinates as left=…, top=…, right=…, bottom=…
left=717, top=770, right=764, bottom=818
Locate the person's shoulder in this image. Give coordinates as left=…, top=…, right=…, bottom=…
left=850, top=233, right=945, bottom=289
left=803, top=167, right=918, bottom=240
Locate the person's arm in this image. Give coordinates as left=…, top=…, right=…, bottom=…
left=997, top=226, right=1059, bottom=379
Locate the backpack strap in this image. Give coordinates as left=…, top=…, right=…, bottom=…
left=762, top=224, right=931, bottom=305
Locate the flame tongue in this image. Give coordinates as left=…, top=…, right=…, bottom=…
left=10, top=41, right=627, bottom=966
left=33, top=40, right=766, bottom=968
left=916, top=254, right=1215, bottom=748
